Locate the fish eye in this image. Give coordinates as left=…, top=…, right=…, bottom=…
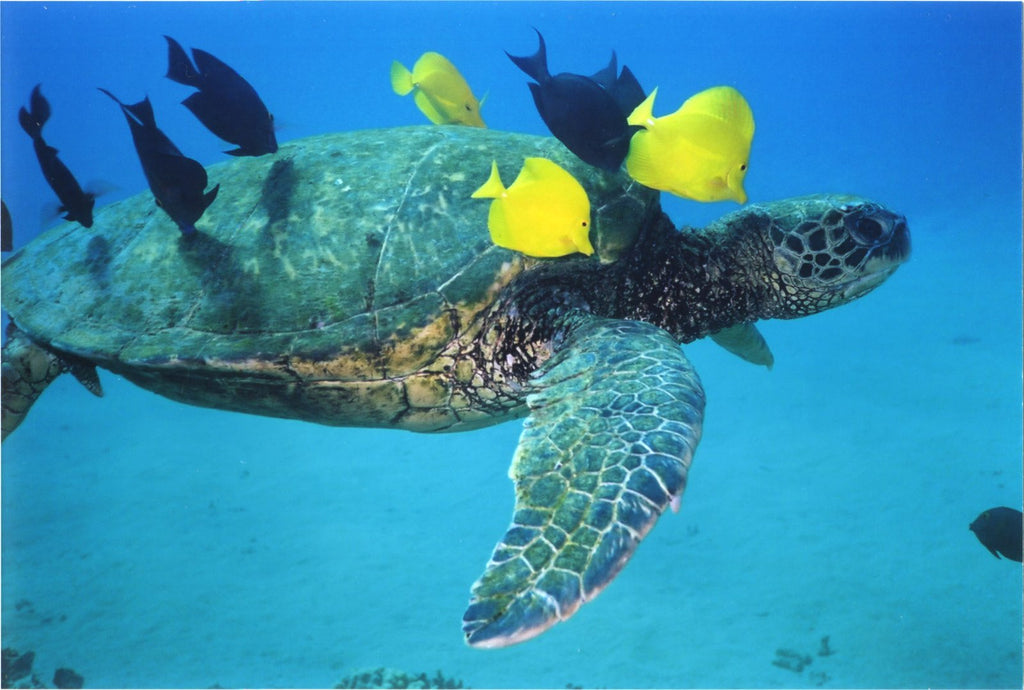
left=740, top=163, right=747, bottom=171
left=582, top=221, right=588, bottom=227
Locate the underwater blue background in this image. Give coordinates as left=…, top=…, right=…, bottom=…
left=1, top=2, right=1021, bottom=688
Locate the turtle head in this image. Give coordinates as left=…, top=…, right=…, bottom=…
left=744, top=194, right=911, bottom=317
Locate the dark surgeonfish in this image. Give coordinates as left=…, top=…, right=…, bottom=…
left=969, top=506, right=1023, bottom=562
left=18, top=84, right=96, bottom=228
left=1, top=200, right=12, bottom=252
left=507, top=30, right=645, bottom=171
left=164, top=36, right=277, bottom=156
left=99, top=89, right=219, bottom=236
left=588, top=50, right=646, bottom=121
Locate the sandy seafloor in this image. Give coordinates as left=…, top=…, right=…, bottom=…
left=1, top=2, right=1021, bottom=689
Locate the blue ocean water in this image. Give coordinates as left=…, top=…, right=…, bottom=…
left=1, top=2, right=1021, bottom=688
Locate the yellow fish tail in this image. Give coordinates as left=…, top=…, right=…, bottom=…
left=627, top=86, right=659, bottom=128
left=390, top=60, right=415, bottom=96
left=471, top=161, right=505, bottom=199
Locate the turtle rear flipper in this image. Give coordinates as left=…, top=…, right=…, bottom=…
left=710, top=322, right=774, bottom=369
left=1, top=324, right=102, bottom=441
left=463, top=317, right=705, bottom=648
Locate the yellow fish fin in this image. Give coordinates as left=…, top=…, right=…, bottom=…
left=627, top=86, right=659, bottom=128
left=413, top=90, right=449, bottom=125
left=414, top=51, right=460, bottom=79
left=487, top=197, right=514, bottom=250
left=516, top=156, right=569, bottom=185
left=679, top=86, right=755, bottom=140
left=625, top=128, right=671, bottom=192
left=471, top=161, right=505, bottom=199
left=390, top=60, right=415, bottom=96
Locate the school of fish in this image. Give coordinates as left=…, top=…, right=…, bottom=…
left=11, top=31, right=757, bottom=257
left=12, top=37, right=276, bottom=241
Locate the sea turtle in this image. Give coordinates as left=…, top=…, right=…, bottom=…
left=1, top=126, right=910, bottom=647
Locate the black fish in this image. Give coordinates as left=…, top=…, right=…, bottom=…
left=99, top=89, right=219, bottom=236
left=507, top=30, right=645, bottom=171
left=590, top=52, right=646, bottom=121
left=969, top=506, right=1023, bottom=562
left=1, top=200, right=12, bottom=251
left=164, top=36, right=277, bottom=156
left=18, top=85, right=95, bottom=228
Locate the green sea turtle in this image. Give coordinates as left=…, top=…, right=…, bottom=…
left=1, top=126, right=910, bottom=647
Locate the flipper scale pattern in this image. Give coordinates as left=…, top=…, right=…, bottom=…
left=463, top=317, right=705, bottom=647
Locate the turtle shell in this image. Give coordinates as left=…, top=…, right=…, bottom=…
left=2, top=126, right=657, bottom=429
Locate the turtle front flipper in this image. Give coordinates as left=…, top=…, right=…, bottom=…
left=1, top=324, right=102, bottom=441
left=463, top=317, right=705, bottom=647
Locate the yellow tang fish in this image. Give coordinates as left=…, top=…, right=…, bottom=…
left=390, top=52, right=486, bottom=128
left=471, top=158, right=593, bottom=257
left=626, top=85, right=754, bottom=203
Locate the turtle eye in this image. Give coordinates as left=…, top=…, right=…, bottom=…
left=856, top=218, right=885, bottom=243
left=845, top=207, right=893, bottom=247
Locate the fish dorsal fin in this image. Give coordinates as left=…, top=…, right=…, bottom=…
left=627, top=86, right=658, bottom=128
left=413, top=51, right=459, bottom=80
left=709, top=323, right=774, bottom=368
left=471, top=161, right=505, bottom=199
left=190, top=47, right=242, bottom=84
left=515, top=157, right=563, bottom=186
left=678, top=86, right=755, bottom=139
left=611, top=64, right=646, bottom=116
left=151, top=152, right=209, bottom=193
left=590, top=50, right=618, bottom=89
left=203, top=184, right=220, bottom=211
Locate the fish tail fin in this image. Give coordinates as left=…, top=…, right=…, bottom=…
left=97, top=87, right=122, bottom=106
left=19, top=84, right=50, bottom=139
left=390, top=61, right=415, bottom=96
left=96, top=87, right=137, bottom=122
left=18, top=107, right=41, bottom=139
left=126, top=96, right=158, bottom=129
left=626, top=87, right=658, bottom=128
left=29, top=84, right=51, bottom=127
left=506, top=28, right=551, bottom=83
left=164, top=35, right=201, bottom=86
left=471, top=161, right=505, bottom=199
